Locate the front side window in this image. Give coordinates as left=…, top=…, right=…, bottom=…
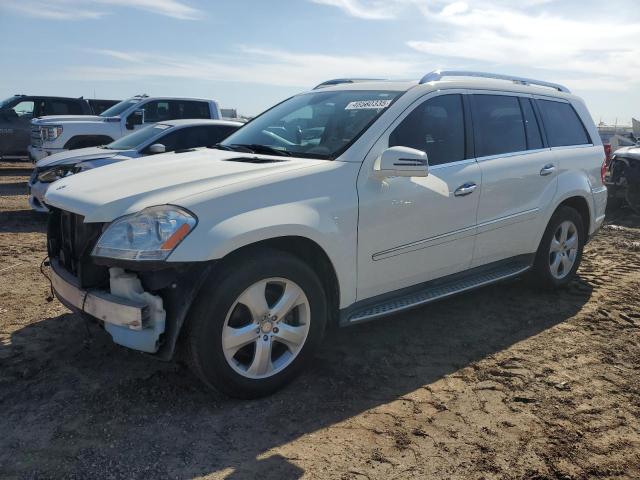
left=537, top=99, right=590, bottom=147
left=100, top=99, right=141, bottom=118
left=389, top=94, right=466, bottom=166
left=472, top=95, right=526, bottom=157
left=219, top=90, right=402, bottom=159
left=12, top=101, right=35, bottom=118
left=105, top=124, right=171, bottom=150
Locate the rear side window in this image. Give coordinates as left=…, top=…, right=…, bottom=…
left=44, top=100, right=83, bottom=115
left=170, top=101, right=210, bottom=119
left=537, top=100, right=590, bottom=147
left=472, top=95, right=526, bottom=157
left=519, top=98, right=543, bottom=150
left=389, top=94, right=466, bottom=166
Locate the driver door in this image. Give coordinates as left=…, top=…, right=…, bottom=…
left=356, top=92, right=481, bottom=301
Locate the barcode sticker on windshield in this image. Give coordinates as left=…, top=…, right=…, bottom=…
left=345, top=100, right=392, bottom=110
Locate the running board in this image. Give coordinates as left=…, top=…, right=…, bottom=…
left=341, top=258, right=532, bottom=325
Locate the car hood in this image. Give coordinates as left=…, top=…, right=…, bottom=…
left=33, top=115, right=108, bottom=124
left=614, top=146, right=640, bottom=159
left=36, top=147, right=126, bottom=169
left=45, top=149, right=328, bottom=222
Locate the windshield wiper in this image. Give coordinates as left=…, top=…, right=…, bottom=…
left=209, top=143, right=237, bottom=151
left=232, top=144, right=292, bottom=157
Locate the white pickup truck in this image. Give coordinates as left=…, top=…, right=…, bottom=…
left=29, top=95, right=221, bottom=161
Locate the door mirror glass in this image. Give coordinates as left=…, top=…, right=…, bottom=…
left=148, top=143, right=166, bottom=154
left=375, top=146, right=429, bottom=178
left=126, top=109, right=144, bottom=130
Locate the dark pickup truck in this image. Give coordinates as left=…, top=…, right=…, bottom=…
left=0, top=95, right=119, bottom=159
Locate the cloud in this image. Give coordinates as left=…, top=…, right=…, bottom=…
left=0, top=0, right=201, bottom=20
left=69, top=46, right=420, bottom=88
left=309, top=0, right=409, bottom=20
left=405, top=2, right=640, bottom=91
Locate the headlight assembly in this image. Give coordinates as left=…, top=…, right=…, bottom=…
left=37, top=165, right=78, bottom=182
left=92, top=206, right=197, bottom=261
left=43, top=125, right=63, bottom=141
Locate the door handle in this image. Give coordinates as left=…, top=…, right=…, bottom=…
left=454, top=182, right=477, bottom=197
left=540, top=164, right=556, bottom=176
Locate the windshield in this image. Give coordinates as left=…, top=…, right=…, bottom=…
left=105, top=124, right=171, bottom=150
left=219, top=90, right=401, bottom=159
left=99, top=99, right=141, bottom=118
left=0, top=95, right=20, bottom=109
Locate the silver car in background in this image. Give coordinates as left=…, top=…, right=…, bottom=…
left=28, top=119, right=242, bottom=212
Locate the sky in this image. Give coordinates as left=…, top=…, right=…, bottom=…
left=0, top=0, right=638, bottom=124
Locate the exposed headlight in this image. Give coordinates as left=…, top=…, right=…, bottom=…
left=37, top=165, right=78, bottom=183
left=92, top=206, right=197, bottom=261
left=42, top=125, right=63, bottom=141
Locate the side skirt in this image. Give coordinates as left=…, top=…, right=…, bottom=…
left=339, top=254, right=534, bottom=326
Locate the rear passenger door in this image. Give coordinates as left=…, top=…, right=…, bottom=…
left=471, top=93, right=556, bottom=267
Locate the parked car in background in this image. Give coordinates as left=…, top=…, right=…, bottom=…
left=29, top=95, right=222, bottom=162
left=44, top=71, right=606, bottom=398
left=0, top=95, right=119, bottom=160
left=28, top=119, right=242, bottom=212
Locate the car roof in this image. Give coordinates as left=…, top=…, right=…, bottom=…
left=309, top=71, right=575, bottom=100
left=161, top=119, right=243, bottom=127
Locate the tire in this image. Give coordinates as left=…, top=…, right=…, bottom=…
left=531, top=206, right=585, bottom=289
left=184, top=248, right=327, bottom=399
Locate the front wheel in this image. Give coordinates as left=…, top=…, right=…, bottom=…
left=185, top=248, right=327, bottom=398
left=531, top=206, right=585, bottom=289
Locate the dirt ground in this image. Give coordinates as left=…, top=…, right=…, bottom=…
left=1, top=161, right=639, bottom=480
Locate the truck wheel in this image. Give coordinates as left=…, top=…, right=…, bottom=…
left=185, top=248, right=327, bottom=398
left=531, top=206, right=585, bottom=289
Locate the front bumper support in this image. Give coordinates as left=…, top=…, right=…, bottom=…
left=51, top=259, right=148, bottom=330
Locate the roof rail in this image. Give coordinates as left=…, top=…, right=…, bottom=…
left=419, top=70, right=571, bottom=93
left=313, top=78, right=384, bottom=90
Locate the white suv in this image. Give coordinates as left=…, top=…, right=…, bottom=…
left=44, top=71, right=608, bottom=398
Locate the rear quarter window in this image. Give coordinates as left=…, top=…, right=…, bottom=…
left=537, top=99, right=590, bottom=147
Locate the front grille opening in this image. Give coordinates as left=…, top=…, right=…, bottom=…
left=47, top=208, right=108, bottom=288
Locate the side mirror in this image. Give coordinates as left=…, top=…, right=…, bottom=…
left=374, top=146, right=429, bottom=178
left=126, top=109, right=144, bottom=130
left=148, top=143, right=166, bottom=154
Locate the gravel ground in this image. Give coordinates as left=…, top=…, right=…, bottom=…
left=1, top=161, right=639, bottom=479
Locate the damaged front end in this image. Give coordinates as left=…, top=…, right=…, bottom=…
left=46, top=208, right=213, bottom=359
left=607, top=149, right=640, bottom=214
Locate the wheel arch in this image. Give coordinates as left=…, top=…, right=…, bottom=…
left=217, top=235, right=341, bottom=325
left=556, top=195, right=590, bottom=236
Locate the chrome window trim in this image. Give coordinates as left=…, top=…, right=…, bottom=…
left=550, top=144, right=594, bottom=151
left=475, top=148, right=549, bottom=162
left=429, top=158, right=477, bottom=171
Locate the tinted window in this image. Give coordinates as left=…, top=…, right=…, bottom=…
left=519, top=98, right=543, bottom=149
left=106, top=124, right=172, bottom=150
left=43, top=99, right=83, bottom=115
left=143, top=101, right=171, bottom=123
left=142, top=129, right=181, bottom=153
left=100, top=99, right=141, bottom=117
left=204, top=125, right=239, bottom=144
left=537, top=100, right=590, bottom=147
left=389, top=94, right=465, bottom=166
left=472, top=95, right=526, bottom=157
left=172, top=101, right=210, bottom=119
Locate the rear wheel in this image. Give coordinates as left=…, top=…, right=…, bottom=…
left=185, top=248, right=327, bottom=398
left=531, top=206, right=585, bottom=289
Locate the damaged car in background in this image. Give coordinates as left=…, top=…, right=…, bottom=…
left=606, top=144, right=640, bottom=214
left=28, top=119, right=242, bottom=212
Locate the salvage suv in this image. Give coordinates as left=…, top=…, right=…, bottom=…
left=44, top=71, right=607, bottom=398
left=30, top=95, right=221, bottom=161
